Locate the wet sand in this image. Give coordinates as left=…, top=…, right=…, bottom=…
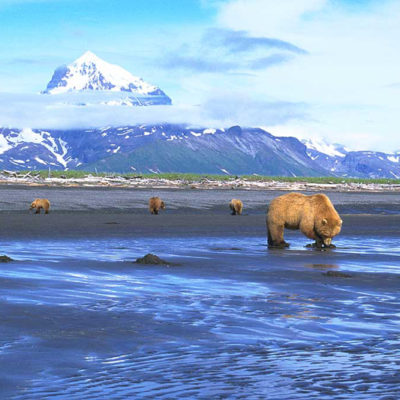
left=0, top=187, right=399, bottom=399
left=0, top=211, right=400, bottom=240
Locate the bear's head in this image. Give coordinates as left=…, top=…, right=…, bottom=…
left=29, top=200, right=37, bottom=209
left=160, top=201, right=165, bottom=209
left=315, top=217, right=342, bottom=246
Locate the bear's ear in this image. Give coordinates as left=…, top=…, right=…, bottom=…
left=322, top=218, right=328, bottom=225
left=339, top=219, right=343, bottom=225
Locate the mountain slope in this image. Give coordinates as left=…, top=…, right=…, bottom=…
left=84, top=128, right=327, bottom=176
left=0, top=125, right=399, bottom=177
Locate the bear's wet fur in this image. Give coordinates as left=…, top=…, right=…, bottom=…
left=229, top=199, right=243, bottom=215
left=30, top=198, right=50, bottom=214
left=266, top=192, right=342, bottom=248
left=149, top=197, right=165, bottom=215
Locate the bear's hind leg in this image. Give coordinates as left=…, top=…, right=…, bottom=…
left=267, top=224, right=289, bottom=248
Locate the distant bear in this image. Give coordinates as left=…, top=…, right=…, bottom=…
left=149, top=197, right=165, bottom=215
left=266, top=192, right=342, bottom=248
left=30, top=198, right=50, bottom=214
left=229, top=199, right=243, bottom=215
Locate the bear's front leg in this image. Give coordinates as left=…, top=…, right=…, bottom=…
left=35, top=207, right=41, bottom=214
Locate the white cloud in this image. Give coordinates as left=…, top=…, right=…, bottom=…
left=0, top=92, right=305, bottom=130
left=211, top=0, right=400, bottom=151
left=217, top=0, right=327, bottom=38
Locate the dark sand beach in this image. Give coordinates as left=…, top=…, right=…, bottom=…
left=0, top=186, right=399, bottom=399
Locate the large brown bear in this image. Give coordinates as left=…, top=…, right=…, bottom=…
left=229, top=199, right=243, bottom=215
left=149, top=197, right=165, bottom=215
left=266, top=192, right=342, bottom=248
left=30, top=198, right=50, bottom=214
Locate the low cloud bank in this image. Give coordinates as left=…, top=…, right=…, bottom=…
left=0, top=92, right=307, bottom=130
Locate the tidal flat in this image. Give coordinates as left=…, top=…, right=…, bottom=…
left=0, top=186, right=399, bottom=399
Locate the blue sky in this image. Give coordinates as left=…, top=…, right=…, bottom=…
left=0, top=0, right=399, bottom=151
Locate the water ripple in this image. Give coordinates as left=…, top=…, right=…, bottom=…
left=0, top=233, right=399, bottom=399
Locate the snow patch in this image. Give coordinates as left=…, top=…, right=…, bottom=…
left=303, top=138, right=346, bottom=157
left=388, top=155, right=400, bottom=163
left=34, top=156, right=47, bottom=165
left=0, top=129, right=11, bottom=155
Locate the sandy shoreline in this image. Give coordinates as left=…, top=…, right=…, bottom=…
left=0, top=186, right=399, bottom=239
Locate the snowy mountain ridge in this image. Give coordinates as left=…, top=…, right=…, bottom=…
left=0, top=125, right=400, bottom=178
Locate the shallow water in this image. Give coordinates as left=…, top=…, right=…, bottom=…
left=0, top=230, right=399, bottom=399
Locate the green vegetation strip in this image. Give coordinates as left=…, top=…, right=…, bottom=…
left=9, top=171, right=400, bottom=185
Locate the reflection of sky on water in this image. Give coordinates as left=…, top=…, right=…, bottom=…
left=1, top=233, right=400, bottom=273
left=1, top=233, right=399, bottom=399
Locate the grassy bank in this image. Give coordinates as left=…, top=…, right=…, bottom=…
left=10, top=170, right=400, bottom=185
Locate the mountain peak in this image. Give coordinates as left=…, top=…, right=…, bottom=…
left=41, top=51, right=171, bottom=105
left=76, top=50, right=100, bottom=63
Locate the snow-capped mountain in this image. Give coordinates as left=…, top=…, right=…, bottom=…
left=302, top=138, right=400, bottom=178
left=42, top=51, right=171, bottom=106
left=1, top=125, right=400, bottom=178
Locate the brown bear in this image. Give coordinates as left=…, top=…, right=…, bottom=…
left=229, top=199, right=243, bottom=215
left=149, top=197, right=165, bottom=215
left=266, top=192, right=342, bottom=248
left=30, top=198, right=50, bottom=214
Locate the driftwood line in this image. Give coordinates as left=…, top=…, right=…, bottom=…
left=0, top=170, right=400, bottom=192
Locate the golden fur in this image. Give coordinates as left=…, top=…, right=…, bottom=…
left=229, top=199, right=243, bottom=215
left=149, top=197, right=165, bottom=215
left=266, top=192, right=342, bottom=248
left=30, top=198, right=50, bottom=214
